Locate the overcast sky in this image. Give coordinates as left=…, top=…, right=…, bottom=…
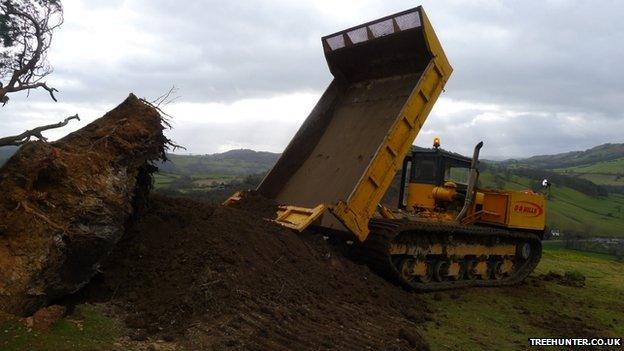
left=1, top=0, right=623, bottom=159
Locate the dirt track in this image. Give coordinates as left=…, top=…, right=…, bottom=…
left=81, top=195, right=430, bottom=350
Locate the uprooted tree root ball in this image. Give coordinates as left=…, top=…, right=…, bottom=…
left=81, top=195, right=431, bottom=350
left=0, top=94, right=171, bottom=316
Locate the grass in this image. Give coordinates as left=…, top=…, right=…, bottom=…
left=557, top=157, right=624, bottom=175
left=164, top=152, right=276, bottom=177
left=153, top=172, right=240, bottom=191
left=555, top=158, right=624, bottom=186
left=577, top=173, right=624, bottom=186
left=480, top=171, right=624, bottom=238
left=420, top=241, right=624, bottom=350
left=0, top=304, right=126, bottom=351
left=153, top=173, right=180, bottom=188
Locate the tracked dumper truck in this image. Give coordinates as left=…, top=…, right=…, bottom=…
left=226, top=6, right=546, bottom=290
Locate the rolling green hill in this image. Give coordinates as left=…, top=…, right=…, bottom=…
left=158, top=149, right=279, bottom=176
left=502, top=143, right=624, bottom=170
left=153, top=149, right=279, bottom=193
left=499, top=143, right=624, bottom=188
left=556, top=158, right=624, bottom=186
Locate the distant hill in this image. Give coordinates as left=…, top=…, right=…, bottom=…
left=157, top=149, right=280, bottom=176
left=501, top=143, right=624, bottom=169
left=497, top=143, right=624, bottom=189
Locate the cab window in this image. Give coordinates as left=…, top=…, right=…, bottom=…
left=447, top=166, right=469, bottom=184
left=412, top=159, right=436, bottom=183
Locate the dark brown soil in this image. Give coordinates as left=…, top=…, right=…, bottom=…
left=84, top=195, right=430, bottom=350
left=228, top=190, right=280, bottom=219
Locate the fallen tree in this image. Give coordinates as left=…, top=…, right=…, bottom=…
left=0, top=93, right=169, bottom=315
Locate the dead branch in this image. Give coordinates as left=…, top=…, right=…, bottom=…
left=0, top=0, right=64, bottom=105
left=151, top=86, right=179, bottom=108
left=142, top=88, right=186, bottom=152
left=0, top=114, right=79, bottom=147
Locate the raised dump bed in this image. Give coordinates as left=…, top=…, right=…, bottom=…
left=256, top=6, right=452, bottom=241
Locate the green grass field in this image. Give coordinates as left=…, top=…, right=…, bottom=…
left=557, top=158, right=624, bottom=175
left=153, top=172, right=239, bottom=192
left=0, top=305, right=125, bottom=351
left=577, top=173, right=624, bottom=186
left=420, top=241, right=624, bottom=350
left=2, top=243, right=622, bottom=351
left=555, top=158, right=624, bottom=186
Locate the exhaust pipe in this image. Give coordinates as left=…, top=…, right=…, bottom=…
left=456, top=141, right=484, bottom=222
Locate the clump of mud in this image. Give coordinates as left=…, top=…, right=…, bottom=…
left=541, top=270, right=586, bottom=288
left=0, top=94, right=169, bottom=316
left=84, top=195, right=430, bottom=350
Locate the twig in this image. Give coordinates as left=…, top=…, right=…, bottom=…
left=151, top=86, right=179, bottom=108
left=140, top=93, right=187, bottom=152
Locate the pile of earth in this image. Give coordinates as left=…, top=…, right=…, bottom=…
left=79, top=194, right=431, bottom=350
left=0, top=94, right=169, bottom=315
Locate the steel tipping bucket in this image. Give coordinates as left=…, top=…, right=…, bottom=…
left=257, top=7, right=452, bottom=240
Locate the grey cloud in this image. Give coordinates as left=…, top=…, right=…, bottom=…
left=1, top=0, right=623, bottom=158
left=419, top=105, right=624, bottom=159
left=50, top=0, right=335, bottom=104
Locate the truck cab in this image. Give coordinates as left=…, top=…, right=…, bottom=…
left=399, top=146, right=472, bottom=212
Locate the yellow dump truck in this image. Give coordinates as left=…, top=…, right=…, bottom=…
left=228, top=6, right=546, bottom=290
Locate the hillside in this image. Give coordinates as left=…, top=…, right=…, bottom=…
left=153, top=149, right=279, bottom=193
left=501, top=143, right=624, bottom=170
left=157, top=149, right=279, bottom=176
left=500, top=143, right=624, bottom=188
left=557, top=158, right=624, bottom=187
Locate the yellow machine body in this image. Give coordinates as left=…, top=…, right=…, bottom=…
left=406, top=182, right=457, bottom=210
left=475, top=189, right=546, bottom=231
left=406, top=183, right=435, bottom=209
left=402, top=181, right=546, bottom=232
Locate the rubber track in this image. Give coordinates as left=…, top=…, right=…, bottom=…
left=359, top=219, right=542, bottom=291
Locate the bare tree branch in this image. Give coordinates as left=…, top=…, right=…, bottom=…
left=141, top=89, right=186, bottom=152
left=151, top=85, right=179, bottom=108
left=0, top=0, right=64, bottom=105
left=0, top=113, right=79, bottom=147
left=0, top=1, right=73, bottom=150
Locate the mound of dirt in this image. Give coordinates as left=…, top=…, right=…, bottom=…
left=84, top=195, right=430, bottom=350
left=0, top=94, right=169, bottom=315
